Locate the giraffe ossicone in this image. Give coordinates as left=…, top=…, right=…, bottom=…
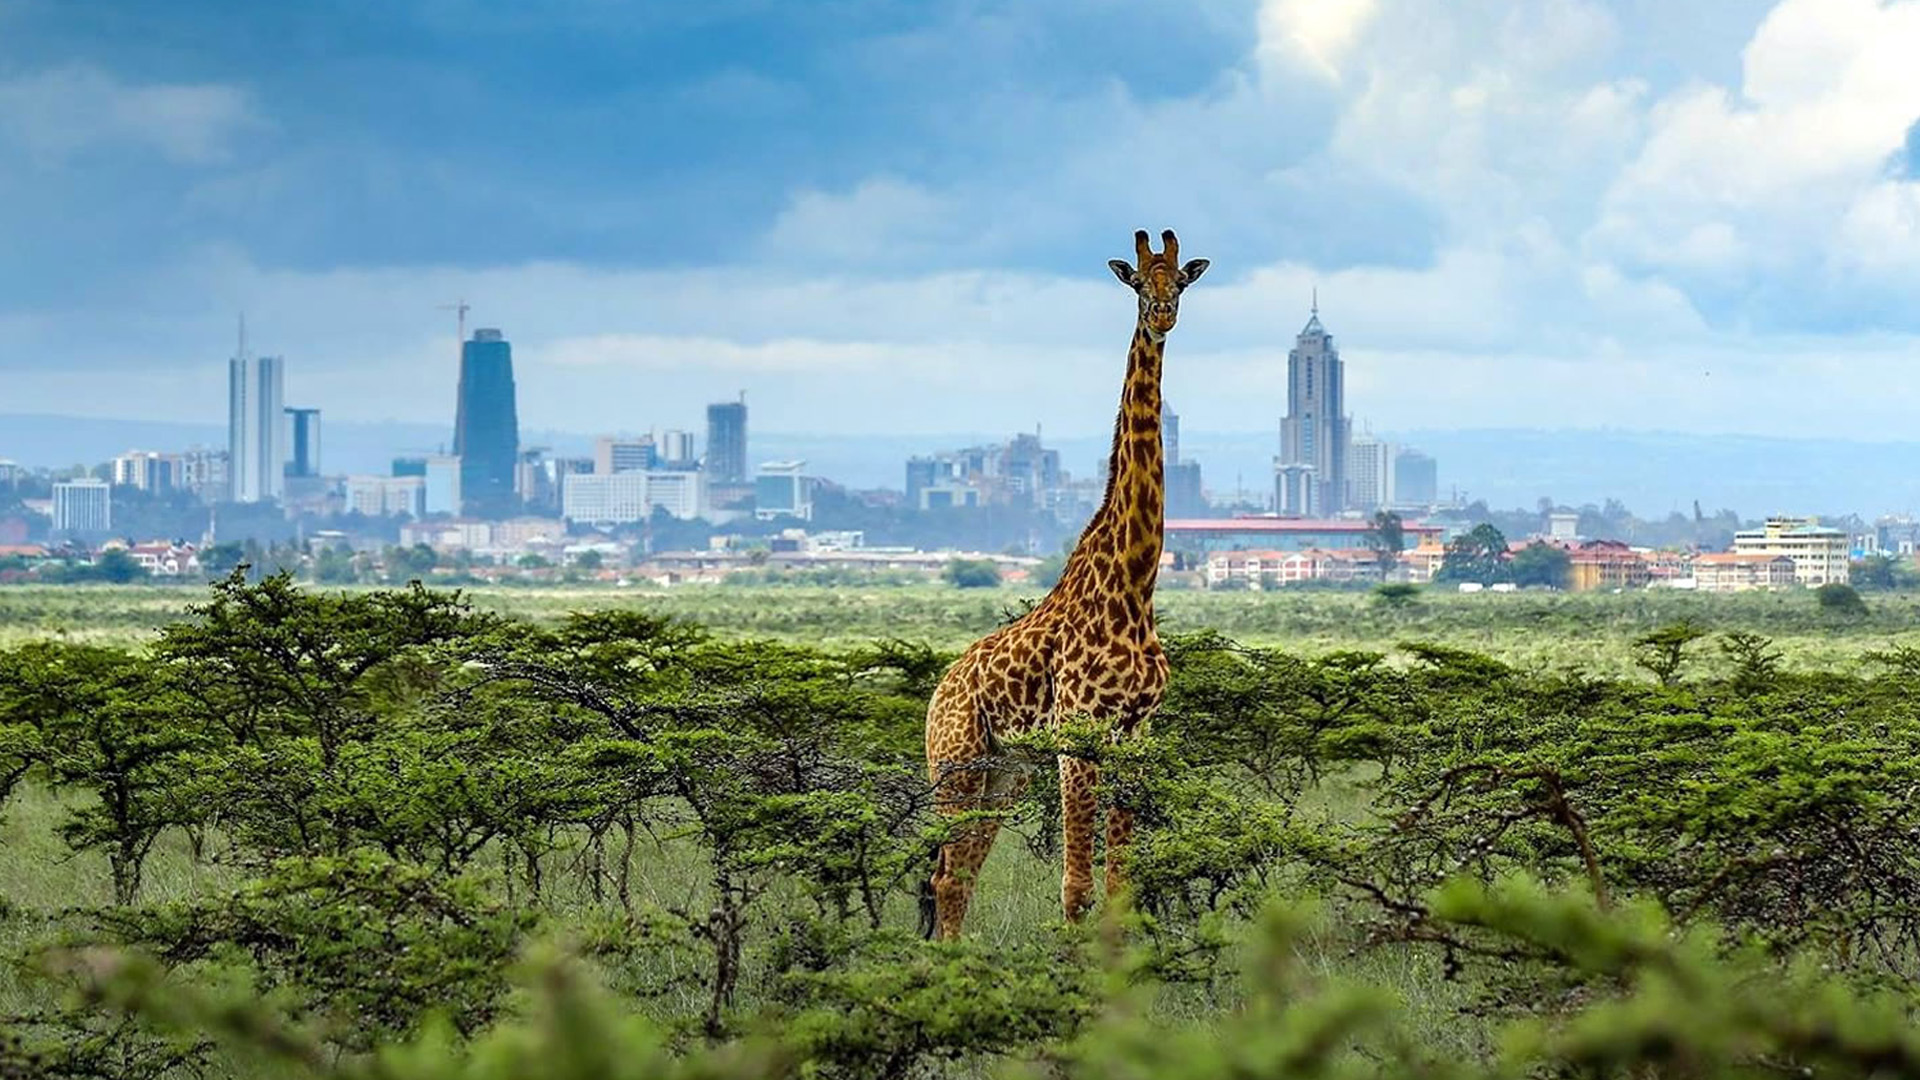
left=923, top=228, right=1207, bottom=940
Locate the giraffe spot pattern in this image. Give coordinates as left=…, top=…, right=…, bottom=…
left=925, top=229, right=1201, bottom=940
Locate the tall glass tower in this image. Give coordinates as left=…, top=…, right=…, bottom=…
left=453, top=327, right=520, bottom=517
left=1275, top=300, right=1350, bottom=517
left=705, top=395, right=748, bottom=485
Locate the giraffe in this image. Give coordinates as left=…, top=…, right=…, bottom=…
left=923, top=228, right=1209, bottom=940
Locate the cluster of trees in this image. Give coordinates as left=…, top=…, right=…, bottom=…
left=2, top=573, right=1920, bottom=1075
left=1427, top=522, right=1573, bottom=587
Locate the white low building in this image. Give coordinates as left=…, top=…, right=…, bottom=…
left=562, top=469, right=705, bottom=524
left=344, top=475, right=426, bottom=518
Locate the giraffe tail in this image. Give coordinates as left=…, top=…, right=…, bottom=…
left=918, top=842, right=943, bottom=939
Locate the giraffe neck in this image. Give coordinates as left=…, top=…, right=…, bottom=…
left=1058, top=320, right=1164, bottom=605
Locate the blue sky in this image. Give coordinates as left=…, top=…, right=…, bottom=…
left=4, top=0, right=1920, bottom=444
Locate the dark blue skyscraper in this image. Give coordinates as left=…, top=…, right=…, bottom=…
left=705, top=394, right=748, bottom=485
left=453, top=327, right=519, bottom=516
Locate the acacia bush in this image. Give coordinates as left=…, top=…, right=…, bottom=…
left=5, top=576, right=1920, bottom=1076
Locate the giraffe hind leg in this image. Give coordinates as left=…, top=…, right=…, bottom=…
left=928, top=754, right=1033, bottom=940
left=1105, top=804, right=1135, bottom=903
left=1059, top=755, right=1100, bottom=923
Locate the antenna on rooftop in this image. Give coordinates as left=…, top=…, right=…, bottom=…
left=236, top=313, right=249, bottom=361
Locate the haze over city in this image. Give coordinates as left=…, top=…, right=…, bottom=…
left=4, top=0, right=1920, bottom=449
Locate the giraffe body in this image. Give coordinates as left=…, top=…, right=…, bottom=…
left=925, top=230, right=1208, bottom=939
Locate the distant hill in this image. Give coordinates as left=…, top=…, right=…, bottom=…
left=3, top=414, right=1914, bottom=518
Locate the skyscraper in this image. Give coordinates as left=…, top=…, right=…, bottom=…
left=453, top=327, right=519, bottom=516
left=112, top=450, right=178, bottom=492
left=1168, top=461, right=1206, bottom=517
left=706, top=395, right=748, bottom=485
left=1346, top=434, right=1394, bottom=512
left=229, top=352, right=285, bottom=503
left=1393, top=448, right=1438, bottom=506
left=1162, top=400, right=1181, bottom=466
left=1275, top=300, right=1349, bottom=517
left=284, top=408, right=321, bottom=479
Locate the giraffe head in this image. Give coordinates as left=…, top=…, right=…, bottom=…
left=1108, top=229, right=1209, bottom=338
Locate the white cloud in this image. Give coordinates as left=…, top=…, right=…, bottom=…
left=0, top=65, right=260, bottom=166
left=759, top=177, right=963, bottom=265
left=1593, top=0, right=1920, bottom=282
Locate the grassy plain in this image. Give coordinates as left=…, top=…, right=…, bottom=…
left=3, top=581, right=1916, bottom=676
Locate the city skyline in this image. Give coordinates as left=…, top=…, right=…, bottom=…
left=6, top=3, right=1920, bottom=443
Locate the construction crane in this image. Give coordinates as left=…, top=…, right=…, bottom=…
left=437, top=299, right=470, bottom=350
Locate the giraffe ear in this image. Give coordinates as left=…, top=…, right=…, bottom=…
left=1180, top=259, right=1210, bottom=286
left=1108, top=259, right=1138, bottom=288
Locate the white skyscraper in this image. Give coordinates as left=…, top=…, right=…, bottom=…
left=229, top=351, right=286, bottom=503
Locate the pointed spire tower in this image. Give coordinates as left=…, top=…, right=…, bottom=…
left=1274, top=292, right=1349, bottom=517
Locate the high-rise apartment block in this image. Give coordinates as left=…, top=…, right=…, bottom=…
left=705, top=396, right=748, bottom=485
left=178, top=448, right=230, bottom=504
left=657, top=430, right=696, bottom=468
left=453, top=328, right=519, bottom=516
left=594, top=436, right=656, bottom=475
left=229, top=353, right=285, bottom=503
left=1275, top=303, right=1349, bottom=517
left=112, top=450, right=178, bottom=493
left=1345, top=435, right=1393, bottom=513
left=52, top=478, right=111, bottom=535
left=284, top=408, right=321, bottom=478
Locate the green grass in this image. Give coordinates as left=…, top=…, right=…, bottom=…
left=3, top=580, right=1900, bottom=1074
left=0, top=765, right=1481, bottom=1067
left=6, top=582, right=1917, bottom=677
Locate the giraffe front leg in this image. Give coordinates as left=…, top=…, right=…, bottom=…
left=1059, top=755, right=1100, bottom=923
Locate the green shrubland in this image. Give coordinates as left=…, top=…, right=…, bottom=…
left=2, top=572, right=1920, bottom=1076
